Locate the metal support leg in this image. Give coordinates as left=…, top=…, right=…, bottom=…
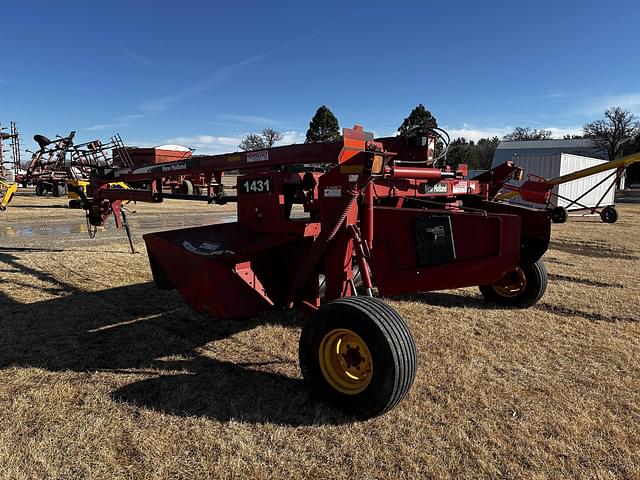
left=121, top=208, right=136, bottom=254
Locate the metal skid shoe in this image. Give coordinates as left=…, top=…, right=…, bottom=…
left=299, top=297, right=417, bottom=419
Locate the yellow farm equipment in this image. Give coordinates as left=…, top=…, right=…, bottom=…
left=496, top=152, right=640, bottom=223
left=0, top=180, right=17, bottom=210
left=67, top=178, right=131, bottom=209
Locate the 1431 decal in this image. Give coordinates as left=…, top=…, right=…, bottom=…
left=240, top=177, right=273, bottom=193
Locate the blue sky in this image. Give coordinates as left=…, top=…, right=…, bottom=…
left=1, top=0, right=639, bottom=154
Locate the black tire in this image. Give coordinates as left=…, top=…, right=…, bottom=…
left=551, top=206, right=568, bottom=224
left=299, top=296, right=417, bottom=419
left=180, top=180, right=194, bottom=195
left=35, top=182, right=45, bottom=196
left=600, top=206, right=618, bottom=223
left=52, top=184, right=65, bottom=197
left=68, top=199, right=82, bottom=209
left=479, top=260, right=548, bottom=308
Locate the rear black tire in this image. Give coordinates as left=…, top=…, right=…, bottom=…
left=180, top=180, right=194, bottom=195
left=600, top=206, right=618, bottom=223
left=479, top=260, right=548, bottom=308
left=52, top=184, right=65, bottom=197
left=35, top=182, right=45, bottom=196
left=551, top=206, right=568, bottom=224
left=299, top=296, right=417, bottom=419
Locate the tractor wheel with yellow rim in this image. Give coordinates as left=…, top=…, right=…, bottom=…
left=479, top=259, right=548, bottom=308
left=299, top=296, right=417, bottom=419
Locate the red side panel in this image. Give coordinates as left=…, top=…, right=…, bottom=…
left=143, top=223, right=297, bottom=319
left=370, top=207, right=521, bottom=295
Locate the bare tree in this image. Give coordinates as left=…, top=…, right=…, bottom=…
left=238, top=128, right=284, bottom=151
left=503, top=127, right=553, bottom=141
left=583, top=107, right=640, bottom=160
left=238, top=133, right=266, bottom=151
left=261, top=128, right=283, bottom=148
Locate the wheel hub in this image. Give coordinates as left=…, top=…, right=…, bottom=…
left=492, top=266, right=527, bottom=298
left=319, top=328, right=373, bottom=395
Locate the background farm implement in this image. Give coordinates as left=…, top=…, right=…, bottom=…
left=0, top=122, right=20, bottom=210
left=24, top=131, right=133, bottom=204
left=495, top=152, right=640, bottom=223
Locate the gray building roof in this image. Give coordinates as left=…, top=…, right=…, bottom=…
left=493, top=139, right=607, bottom=165
left=496, top=139, right=598, bottom=150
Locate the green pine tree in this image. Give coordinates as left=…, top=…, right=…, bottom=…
left=398, top=104, right=438, bottom=134
left=305, top=106, right=340, bottom=143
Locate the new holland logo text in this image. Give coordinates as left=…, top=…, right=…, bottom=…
left=423, top=182, right=448, bottom=194
left=161, top=162, right=187, bottom=172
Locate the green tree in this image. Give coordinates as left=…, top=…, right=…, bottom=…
left=503, top=127, right=552, bottom=141
left=305, top=106, right=340, bottom=143
left=583, top=107, right=640, bottom=160
left=445, top=138, right=474, bottom=167
left=398, top=104, right=438, bottom=134
left=444, top=136, right=499, bottom=170
left=238, top=128, right=283, bottom=151
left=474, top=136, right=500, bottom=169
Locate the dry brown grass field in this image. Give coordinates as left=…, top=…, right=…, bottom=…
left=1, top=190, right=639, bottom=479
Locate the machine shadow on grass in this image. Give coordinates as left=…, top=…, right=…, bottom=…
left=0, top=260, right=349, bottom=426
left=7, top=204, right=69, bottom=209
left=390, top=291, right=489, bottom=309
left=549, top=239, right=639, bottom=260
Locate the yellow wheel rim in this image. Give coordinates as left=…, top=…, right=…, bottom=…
left=319, top=328, right=373, bottom=395
left=493, top=266, right=527, bottom=298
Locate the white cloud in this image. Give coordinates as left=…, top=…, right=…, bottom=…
left=279, top=130, right=305, bottom=145
left=445, top=125, right=512, bottom=142
left=164, top=130, right=304, bottom=154
left=122, top=49, right=152, bottom=66
left=218, top=113, right=279, bottom=126
left=444, top=124, right=584, bottom=142
left=139, top=52, right=273, bottom=114
left=119, top=113, right=146, bottom=122
left=579, top=93, right=640, bottom=116
left=84, top=122, right=127, bottom=131
left=84, top=51, right=274, bottom=132
left=543, top=126, right=584, bottom=139
left=84, top=114, right=154, bottom=131
left=82, top=18, right=355, bottom=132
left=124, top=140, right=156, bottom=148
left=542, top=92, right=566, bottom=99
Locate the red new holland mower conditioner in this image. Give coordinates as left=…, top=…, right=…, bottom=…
left=79, top=125, right=551, bottom=418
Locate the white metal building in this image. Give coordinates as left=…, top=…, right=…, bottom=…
left=492, top=152, right=618, bottom=210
